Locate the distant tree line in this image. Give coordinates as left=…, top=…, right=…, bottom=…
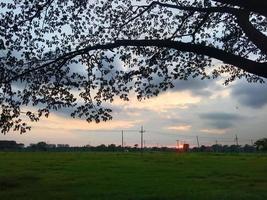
left=24, top=142, right=176, bottom=152
left=191, top=144, right=256, bottom=153
left=0, top=138, right=267, bottom=152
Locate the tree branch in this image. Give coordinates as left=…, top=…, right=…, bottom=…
left=12, top=0, right=55, bottom=29
left=155, top=2, right=238, bottom=14
left=212, top=0, right=267, bottom=17
left=3, top=40, right=267, bottom=84
left=122, top=1, right=238, bottom=30
left=128, top=1, right=267, bottom=57
left=236, top=10, right=267, bottom=55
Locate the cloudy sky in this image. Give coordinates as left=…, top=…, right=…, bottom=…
left=1, top=74, right=267, bottom=147
left=1, top=0, right=266, bottom=148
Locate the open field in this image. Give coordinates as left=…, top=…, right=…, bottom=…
left=0, top=152, right=266, bottom=200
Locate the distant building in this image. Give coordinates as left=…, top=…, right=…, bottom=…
left=47, top=144, right=56, bottom=148
left=183, top=144, right=190, bottom=152
left=57, top=144, right=70, bottom=148
left=17, top=143, right=25, bottom=148
left=0, top=140, right=24, bottom=150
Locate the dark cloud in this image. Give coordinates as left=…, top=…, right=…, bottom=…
left=173, top=78, right=209, bottom=90
left=199, top=112, right=243, bottom=120
left=172, top=78, right=213, bottom=97
left=148, top=76, right=215, bottom=97
left=53, top=102, right=126, bottom=119
left=199, top=112, right=244, bottom=129
left=208, top=121, right=234, bottom=129
left=54, top=106, right=76, bottom=118
left=231, top=81, right=267, bottom=109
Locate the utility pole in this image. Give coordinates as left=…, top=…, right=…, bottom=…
left=196, top=136, right=200, bottom=148
left=140, top=126, right=145, bottom=151
left=235, top=134, right=239, bottom=146
left=215, top=140, right=218, bottom=145
left=121, top=130, right=124, bottom=148
left=251, top=139, right=254, bottom=146
left=176, top=140, right=179, bottom=149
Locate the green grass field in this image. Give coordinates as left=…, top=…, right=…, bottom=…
left=0, top=152, right=266, bottom=200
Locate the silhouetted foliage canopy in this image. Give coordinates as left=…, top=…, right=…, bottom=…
left=0, top=0, right=267, bottom=133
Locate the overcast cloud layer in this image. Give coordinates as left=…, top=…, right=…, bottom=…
left=232, top=81, right=267, bottom=108
left=1, top=78, right=267, bottom=147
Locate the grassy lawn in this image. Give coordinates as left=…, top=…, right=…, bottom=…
left=0, top=152, right=266, bottom=200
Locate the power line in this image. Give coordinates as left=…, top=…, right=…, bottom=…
left=235, top=134, right=239, bottom=146
left=121, top=130, right=124, bottom=148
left=196, top=136, right=200, bottom=148
left=140, top=126, right=145, bottom=151
left=85, top=129, right=139, bottom=133
left=79, top=127, right=260, bottom=147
